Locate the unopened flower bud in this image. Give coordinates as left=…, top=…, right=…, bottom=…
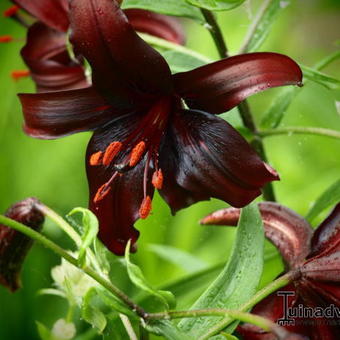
left=0, top=197, right=44, bottom=291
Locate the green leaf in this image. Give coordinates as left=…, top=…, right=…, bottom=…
left=149, top=243, right=208, bottom=273
left=161, top=50, right=207, bottom=73
left=122, top=0, right=204, bottom=22
left=125, top=242, right=175, bottom=309
left=242, top=0, right=291, bottom=53
left=96, top=287, right=136, bottom=318
left=36, top=322, right=57, bottom=340
left=300, top=65, right=340, bottom=90
left=178, top=203, right=264, bottom=337
left=186, top=0, right=245, bottom=11
left=67, top=207, right=99, bottom=267
left=146, top=320, right=194, bottom=340
left=260, top=87, right=299, bottom=129
left=81, top=288, right=107, bottom=333
left=306, top=178, right=340, bottom=222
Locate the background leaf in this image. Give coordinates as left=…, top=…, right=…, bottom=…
left=306, top=178, right=340, bottom=222
left=241, top=0, right=291, bottom=53
left=149, top=244, right=208, bottom=273
left=122, top=0, right=205, bottom=22
left=178, top=204, right=264, bottom=337
left=185, top=0, right=245, bottom=11
left=301, top=65, right=340, bottom=90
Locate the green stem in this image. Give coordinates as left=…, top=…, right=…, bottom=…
left=200, top=9, right=228, bottom=57
left=201, top=9, right=276, bottom=201
left=239, top=0, right=273, bottom=53
left=258, top=126, right=340, bottom=140
left=199, top=271, right=298, bottom=339
left=0, top=214, right=146, bottom=318
left=146, top=308, right=290, bottom=339
left=139, top=33, right=211, bottom=63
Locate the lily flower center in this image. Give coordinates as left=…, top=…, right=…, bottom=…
left=91, top=97, right=173, bottom=218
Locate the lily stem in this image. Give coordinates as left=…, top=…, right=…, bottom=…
left=0, top=214, right=146, bottom=319
left=201, top=8, right=276, bottom=202
left=198, top=271, right=298, bottom=339
left=259, top=126, right=340, bottom=140
left=200, top=9, right=228, bottom=58
left=146, top=308, right=290, bottom=339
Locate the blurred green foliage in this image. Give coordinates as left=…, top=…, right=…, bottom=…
left=0, top=0, right=339, bottom=339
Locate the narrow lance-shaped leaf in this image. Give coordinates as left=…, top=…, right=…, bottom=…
left=306, top=178, right=340, bottom=222
left=260, top=51, right=340, bottom=128
left=148, top=243, right=208, bottom=273
left=178, top=203, right=265, bottom=336
left=122, top=0, right=205, bottom=22
left=301, top=64, right=340, bottom=90
left=67, top=207, right=99, bottom=267
left=186, top=0, right=245, bottom=12
left=240, top=0, right=291, bottom=53
left=125, top=241, right=176, bottom=310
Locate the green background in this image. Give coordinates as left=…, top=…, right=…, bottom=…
left=0, top=0, right=339, bottom=339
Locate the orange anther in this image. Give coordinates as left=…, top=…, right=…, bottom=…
left=129, top=141, right=146, bottom=167
left=94, top=183, right=111, bottom=203
left=0, top=35, right=13, bottom=43
left=4, top=5, right=19, bottom=18
left=103, top=141, right=122, bottom=166
left=11, top=70, right=30, bottom=80
left=152, top=169, right=163, bottom=189
left=139, top=196, right=152, bottom=219
left=89, top=151, right=103, bottom=166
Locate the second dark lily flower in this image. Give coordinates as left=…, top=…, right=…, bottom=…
left=19, top=0, right=303, bottom=254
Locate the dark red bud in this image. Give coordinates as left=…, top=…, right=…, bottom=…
left=0, top=198, right=44, bottom=291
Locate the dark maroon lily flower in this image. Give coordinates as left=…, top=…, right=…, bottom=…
left=8, top=1, right=184, bottom=92
left=0, top=198, right=44, bottom=292
left=202, top=202, right=340, bottom=340
left=19, top=0, right=302, bottom=255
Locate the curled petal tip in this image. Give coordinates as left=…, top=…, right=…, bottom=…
left=200, top=207, right=240, bottom=226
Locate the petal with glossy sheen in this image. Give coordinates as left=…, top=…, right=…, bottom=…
left=19, top=87, right=132, bottom=139
left=86, top=116, right=154, bottom=255
left=69, top=0, right=172, bottom=97
left=310, top=203, right=340, bottom=257
left=174, top=52, right=303, bottom=114
left=201, top=202, right=313, bottom=268
left=301, top=251, right=340, bottom=282
left=21, top=23, right=88, bottom=92
left=159, top=109, right=279, bottom=211
left=125, top=9, right=185, bottom=45
left=14, top=0, right=69, bottom=32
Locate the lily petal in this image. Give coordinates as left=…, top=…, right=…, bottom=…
left=302, top=252, right=340, bottom=282
left=125, top=9, right=185, bottom=45
left=14, top=0, right=69, bottom=32
left=19, top=87, right=132, bottom=139
left=201, top=202, right=313, bottom=268
left=69, top=0, right=172, bottom=98
left=86, top=117, right=154, bottom=255
left=21, top=22, right=88, bottom=92
left=173, top=52, right=303, bottom=114
left=310, top=203, right=340, bottom=257
left=159, top=109, right=278, bottom=211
